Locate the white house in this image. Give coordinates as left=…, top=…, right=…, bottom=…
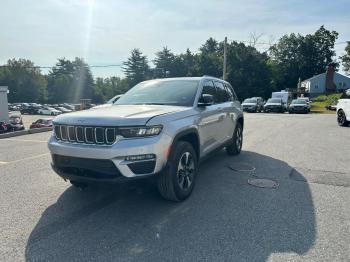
left=301, top=71, right=350, bottom=97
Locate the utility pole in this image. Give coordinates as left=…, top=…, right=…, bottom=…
left=223, top=37, right=227, bottom=80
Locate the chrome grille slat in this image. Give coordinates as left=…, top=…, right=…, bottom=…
left=105, top=128, right=116, bottom=145
left=55, top=125, right=116, bottom=145
left=60, top=125, right=68, bottom=141
left=95, top=127, right=105, bottom=144
left=76, top=126, right=84, bottom=143
left=84, top=127, right=94, bottom=144
left=67, top=126, right=75, bottom=142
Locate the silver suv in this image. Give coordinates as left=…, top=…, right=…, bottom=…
left=48, top=76, right=244, bottom=201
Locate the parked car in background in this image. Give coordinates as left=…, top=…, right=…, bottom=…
left=9, top=113, right=25, bottom=131
left=0, top=122, right=12, bottom=134
left=326, top=104, right=337, bottom=111
left=8, top=103, right=20, bottom=111
left=264, top=98, right=286, bottom=113
left=30, top=118, right=53, bottom=129
left=38, top=106, right=61, bottom=116
left=297, top=97, right=311, bottom=104
left=61, top=104, right=76, bottom=111
left=20, top=105, right=42, bottom=115
left=241, top=97, right=264, bottom=112
left=337, top=89, right=350, bottom=126
left=288, top=99, right=310, bottom=114
left=54, top=107, right=72, bottom=114
left=92, top=95, right=123, bottom=109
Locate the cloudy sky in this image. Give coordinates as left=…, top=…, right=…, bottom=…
left=1, top=0, right=349, bottom=77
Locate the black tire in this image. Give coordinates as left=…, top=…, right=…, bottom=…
left=157, top=141, right=198, bottom=201
left=337, top=110, right=349, bottom=126
left=226, top=122, right=243, bottom=155
left=70, top=180, right=88, bottom=189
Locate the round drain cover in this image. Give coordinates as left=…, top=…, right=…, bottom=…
left=228, top=163, right=256, bottom=172
left=248, top=178, right=279, bottom=188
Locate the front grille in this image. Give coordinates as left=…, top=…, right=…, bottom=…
left=54, top=125, right=117, bottom=145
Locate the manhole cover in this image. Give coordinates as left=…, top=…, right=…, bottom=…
left=227, top=163, right=256, bottom=172
left=248, top=178, right=279, bottom=188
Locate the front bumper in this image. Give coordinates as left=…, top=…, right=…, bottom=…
left=264, top=107, right=283, bottom=112
left=289, top=107, right=309, bottom=113
left=242, top=107, right=257, bottom=112
left=48, top=132, right=172, bottom=182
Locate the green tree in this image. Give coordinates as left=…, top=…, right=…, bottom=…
left=122, top=49, right=150, bottom=86
left=177, top=49, right=197, bottom=76
left=269, top=25, right=338, bottom=89
left=195, top=38, right=222, bottom=77
left=47, top=58, right=94, bottom=103
left=0, top=59, right=47, bottom=103
left=153, top=47, right=176, bottom=77
left=340, top=42, right=350, bottom=75
left=226, top=42, right=272, bottom=99
left=92, top=76, right=131, bottom=103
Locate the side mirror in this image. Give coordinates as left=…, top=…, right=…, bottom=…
left=198, top=94, right=214, bottom=107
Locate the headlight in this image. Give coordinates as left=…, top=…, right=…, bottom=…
left=119, top=125, right=163, bottom=138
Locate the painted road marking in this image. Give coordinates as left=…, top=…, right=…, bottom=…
left=3, top=139, right=48, bottom=143
left=0, top=153, right=50, bottom=165
left=0, top=161, right=8, bottom=165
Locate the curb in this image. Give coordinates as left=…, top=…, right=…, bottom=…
left=0, top=127, right=52, bottom=139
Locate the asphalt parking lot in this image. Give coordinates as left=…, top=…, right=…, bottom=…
left=0, top=113, right=349, bottom=262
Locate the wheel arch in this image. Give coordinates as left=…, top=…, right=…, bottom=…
left=171, top=128, right=200, bottom=160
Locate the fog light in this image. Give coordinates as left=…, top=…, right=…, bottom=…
left=125, top=154, right=156, bottom=161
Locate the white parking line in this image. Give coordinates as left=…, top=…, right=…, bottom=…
left=3, top=138, right=48, bottom=143
left=0, top=161, right=8, bottom=165
left=0, top=153, right=50, bottom=165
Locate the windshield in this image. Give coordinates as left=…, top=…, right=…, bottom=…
left=243, top=99, right=257, bottom=103
left=291, top=100, right=307, bottom=104
left=267, top=98, right=281, bottom=103
left=115, top=79, right=199, bottom=106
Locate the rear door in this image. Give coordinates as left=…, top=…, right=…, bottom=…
left=214, top=81, right=236, bottom=142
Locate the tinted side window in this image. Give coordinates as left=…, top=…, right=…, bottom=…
left=215, top=81, right=230, bottom=103
left=224, top=83, right=234, bottom=101
left=202, top=80, right=218, bottom=103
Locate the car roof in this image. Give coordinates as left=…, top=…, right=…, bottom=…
left=141, top=76, right=231, bottom=85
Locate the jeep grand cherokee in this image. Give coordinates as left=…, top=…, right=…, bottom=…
left=49, top=76, right=244, bottom=201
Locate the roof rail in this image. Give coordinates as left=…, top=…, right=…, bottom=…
left=202, top=75, right=218, bottom=78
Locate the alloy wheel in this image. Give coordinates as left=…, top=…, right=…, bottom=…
left=236, top=126, right=243, bottom=151
left=338, top=111, right=345, bottom=125
left=177, top=152, right=195, bottom=190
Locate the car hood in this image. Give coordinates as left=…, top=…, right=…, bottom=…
left=242, top=103, right=257, bottom=106
left=53, top=104, right=189, bottom=126
left=265, top=103, right=282, bottom=106
left=290, top=104, right=307, bottom=107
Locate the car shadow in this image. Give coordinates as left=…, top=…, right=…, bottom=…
left=25, top=150, right=315, bottom=262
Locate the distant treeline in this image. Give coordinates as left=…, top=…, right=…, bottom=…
left=1, top=25, right=349, bottom=104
